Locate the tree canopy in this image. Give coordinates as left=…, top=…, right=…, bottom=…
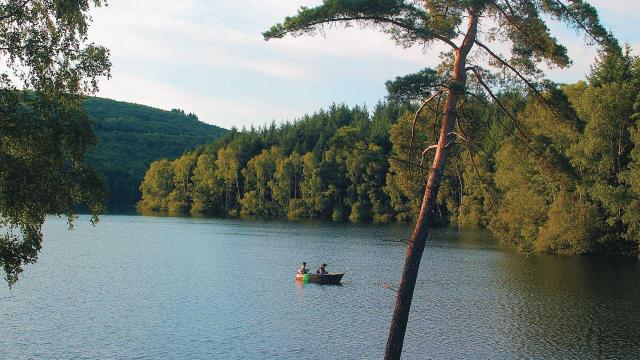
left=1, top=0, right=110, bottom=286
left=83, top=96, right=226, bottom=206
left=139, top=51, right=640, bottom=254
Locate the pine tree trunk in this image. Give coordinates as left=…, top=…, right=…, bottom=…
left=384, top=13, right=478, bottom=360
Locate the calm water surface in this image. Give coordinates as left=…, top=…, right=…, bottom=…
left=1, top=215, right=639, bottom=359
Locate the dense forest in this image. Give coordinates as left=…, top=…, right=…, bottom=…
left=84, top=97, right=226, bottom=205
left=139, top=49, right=640, bottom=255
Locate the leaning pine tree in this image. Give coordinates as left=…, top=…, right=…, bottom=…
left=264, top=0, right=615, bottom=358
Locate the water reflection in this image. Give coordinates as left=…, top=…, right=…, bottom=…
left=1, top=215, right=638, bottom=359
left=498, top=254, right=640, bottom=358
left=295, top=279, right=305, bottom=302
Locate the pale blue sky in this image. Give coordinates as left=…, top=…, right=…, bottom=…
left=89, top=1, right=640, bottom=129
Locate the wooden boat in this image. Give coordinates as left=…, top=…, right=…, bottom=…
left=296, top=272, right=344, bottom=284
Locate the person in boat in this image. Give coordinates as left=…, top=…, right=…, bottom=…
left=316, top=263, right=328, bottom=275
left=297, top=262, right=308, bottom=274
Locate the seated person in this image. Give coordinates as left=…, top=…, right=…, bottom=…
left=297, top=262, right=308, bottom=274
left=316, top=263, right=328, bottom=274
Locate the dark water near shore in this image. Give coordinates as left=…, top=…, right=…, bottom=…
left=1, top=215, right=639, bottom=359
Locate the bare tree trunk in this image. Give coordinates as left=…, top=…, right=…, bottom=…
left=384, top=13, right=478, bottom=360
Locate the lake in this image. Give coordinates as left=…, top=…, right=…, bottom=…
left=1, top=215, right=639, bottom=359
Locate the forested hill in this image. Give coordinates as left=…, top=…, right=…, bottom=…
left=83, top=97, right=226, bottom=205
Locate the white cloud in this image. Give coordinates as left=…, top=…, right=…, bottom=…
left=88, top=0, right=445, bottom=127
left=87, top=0, right=640, bottom=128
left=97, top=74, right=308, bottom=129
left=90, top=0, right=440, bottom=77
left=589, top=0, right=640, bottom=14
left=90, top=1, right=315, bottom=81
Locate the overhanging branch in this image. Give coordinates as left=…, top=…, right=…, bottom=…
left=473, top=40, right=546, bottom=99
left=408, top=90, right=444, bottom=181
left=469, top=67, right=527, bottom=139
left=551, top=0, right=604, bottom=46
left=470, top=67, right=545, bottom=158
left=267, top=14, right=459, bottom=50
left=456, top=115, right=496, bottom=207
left=493, top=1, right=560, bottom=60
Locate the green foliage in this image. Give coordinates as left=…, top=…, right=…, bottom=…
left=385, top=68, right=441, bottom=102
left=239, top=191, right=260, bottom=216
left=488, top=47, right=640, bottom=254
left=0, top=92, right=109, bottom=283
left=1, top=0, right=110, bottom=285
left=168, top=152, right=198, bottom=213
left=215, top=145, right=241, bottom=213
left=271, top=152, right=303, bottom=210
left=536, top=192, right=602, bottom=254
left=263, top=0, right=453, bottom=46
left=299, top=152, right=328, bottom=217
left=0, top=0, right=111, bottom=95
left=139, top=53, right=640, bottom=256
left=137, top=159, right=174, bottom=211
left=620, top=63, right=640, bottom=243
left=264, top=0, right=615, bottom=84
left=84, top=97, right=226, bottom=205
left=137, top=42, right=640, bottom=257
left=190, top=153, right=224, bottom=215
left=385, top=111, right=431, bottom=219
left=241, top=146, right=282, bottom=216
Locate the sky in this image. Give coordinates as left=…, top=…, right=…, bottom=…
left=88, top=1, right=640, bottom=129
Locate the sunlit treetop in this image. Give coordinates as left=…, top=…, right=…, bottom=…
left=264, top=0, right=617, bottom=96
left=0, top=0, right=111, bottom=99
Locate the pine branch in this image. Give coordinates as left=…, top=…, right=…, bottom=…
left=266, top=14, right=459, bottom=50
left=469, top=67, right=528, bottom=140
left=472, top=40, right=550, bottom=103
left=467, top=67, right=546, bottom=160
left=408, top=90, right=444, bottom=182
left=493, top=1, right=560, bottom=61
left=456, top=115, right=496, bottom=207
left=551, top=0, right=604, bottom=46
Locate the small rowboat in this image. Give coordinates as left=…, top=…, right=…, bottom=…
left=296, top=272, right=344, bottom=285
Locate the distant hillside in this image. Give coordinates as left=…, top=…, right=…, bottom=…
left=84, top=97, right=226, bottom=206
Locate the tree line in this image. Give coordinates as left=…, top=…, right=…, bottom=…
left=138, top=48, right=640, bottom=255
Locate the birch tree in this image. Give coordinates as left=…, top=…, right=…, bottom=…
left=1, top=0, right=110, bottom=286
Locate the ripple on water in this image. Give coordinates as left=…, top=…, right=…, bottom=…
left=0, top=215, right=639, bottom=359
